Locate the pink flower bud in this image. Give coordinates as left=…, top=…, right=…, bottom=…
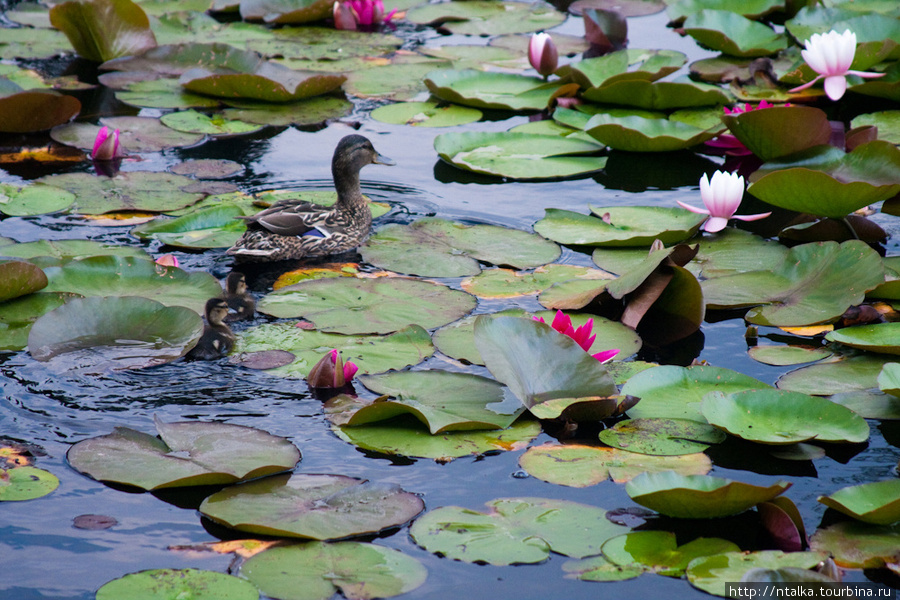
left=528, top=32, right=558, bottom=78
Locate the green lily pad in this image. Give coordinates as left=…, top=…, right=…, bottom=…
left=852, top=110, right=900, bottom=145
left=0, top=292, right=77, bottom=352
left=0, top=239, right=149, bottom=263
left=67, top=417, right=301, bottom=490
left=159, top=109, right=262, bottom=135
left=41, top=255, right=222, bottom=314
left=583, top=78, right=730, bottom=110
left=52, top=116, right=205, bottom=153
left=461, top=265, right=611, bottom=299
left=239, top=0, right=332, bottom=24
left=258, top=277, right=475, bottom=334
left=410, top=497, right=628, bottom=565
left=0, top=467, right=59, bottom=501
left=240, top=542, right=426, bottom=600
left=406, top=1, right=566, bottom=36
left=701, top=389, right=870, bottom=445
left=361, top=217, right=560, bottom=277
left=583, top=112, right=719, bottom=152
left=425, top=69, right=564, bottom=112
left=433, top=310, right=640, bottom=366
left=819, top=480, right=900, bottom=525
left=880, top=362, right=900, bottom=396
left=262, top=26, right=402, bottom=61
left=701, top=241, right=885, bottom=326
left=220, top=95, right=352, bottom=126
left=345, top=59, right=451, bottom=102
left=830, top=390, right=900, bottom=420
left=626, top=471, right=791, bottom=518
left=748, top=142, right=900, bottom=218
left=350, top=370, right=524, bottom=433
left=561, top=555, right=644, bottom=582
left=519, top=443, right=711, bottom=487
left=95, top=568, right=259, bottom=600
left=49, top=0, right=157, bottom=62
left=600, top=531, right=741, bottom=577
left=170, top=159, right=244, bottom=179
left=0, top=27, right=73, bottom=60
left=113, top=77, right=224, bottom=109
left=683, top=10, right=787, bottom=58
left=667, top=0, right=784, bottom=24
left=474, top=315, right=617, bottom=414
left=686, top=551, right=829, bottom=597
left=599, top=418, right=727, bottom=455
left=27, top=296, right=203, bottom=372
left=535, top=207, right=705, bottom=247
left=371, top=101, right=482, bottom=128
left=334, top=416, right=540, bottom=461
left=748, top=345, right=832, bottom=366
left=433, top=131, right=605, bottom=180
left=0, top=89, right=82, bottom=133
left=777, top=355, right=893, bottom=396
left=234, top=323, right=433, bottom=378
left=0, top=182, right=76, bottom=216
left=180, top=63, right=345, bottom=103
left=721, top=105, right=831, bottom=162
left=131, top=204, right=251, bottom=249
left=38, top=171, right=205, bottom=215
left=621, top=365, right=771, bottom=422
left=0, top=261, right=47, bottom=302
left=199, top=473, right=423, bottom=539
left=557, top=49, right=686, bottom=90
left=809, top=521, right=900, bottom=569
left=826, top=323, right=900, bottom=355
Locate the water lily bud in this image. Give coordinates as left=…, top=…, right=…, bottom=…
left=307, top=349, right=358, bottom=388
left=91, top=126, right=125, bottom=161
left=528, top=32, right=558, bottom=78
left=155, top=254, right=179, bottom=268
left=333, top=1, right=358, bottom=30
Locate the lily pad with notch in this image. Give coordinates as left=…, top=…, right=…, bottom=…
left=583, top=113, right=721, bottom=152
left=160, top=110, right=263, bottom=136
left=461, top=265, right=611, bottom=299
left=598, top=418, right=727, bottom=455
left=179, top=62, right=345, bottom=103
left=371, top=101, right=482, bottom=128
left=683, top=10, right=788, bottom=58
left=37, top=171, right=205, bottom=215
left=720, top=105, right=831, bottom=162
left=131, top=203, right=252, bottom=249
left=556, top=49, right=686, bottom=90
left=534, top=206, right=705, bottom=247
left=818, top=480, right=900, bottom=525
left=0, top=292, right=78, bottom=352
left=51, top=116, right=205, bottom=153
left=0, top=239, right=149, bottom=263
left=220, top=95, right=352, bottom=126
left=0, top=182, right=75, bottom=216
left=777, top=354, right=894, bottom=396
left=582, top=78, right=730, bottom=110
left=0, top=466, right=59, bottom=501
left=425, top=69, right=566, bottom=112
left=598, top=531, right=741, bottom=577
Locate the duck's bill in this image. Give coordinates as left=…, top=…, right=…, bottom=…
left=374, top=152, right=396, bottom=166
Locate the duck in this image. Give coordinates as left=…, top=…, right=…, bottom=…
left=186, top=298, right=235, bottom=360
left=223, top=272, right=255, bottom=322
left=226, top=134, right=395, bottom=262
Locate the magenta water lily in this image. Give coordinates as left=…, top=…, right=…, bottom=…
left=677, top=171, right=770, bottom=233
left=529, top=33, right=558, bottom=79
left=533, top=311, right=618, bottom=363
left=333, top=0, right=395, bottom=30
left=789, top=30, right=885, bottom=101
left=307, top=348, right=359, bottom=388
left=91, top=126, right=125, bottom=161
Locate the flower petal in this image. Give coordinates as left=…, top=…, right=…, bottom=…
left=824, top=75, right=848, bottom=101
left=676, top=200, right=710, bottom=215
left=732, top=211, right=772, bottom=222
left=703, top=216, right=729, bottom=233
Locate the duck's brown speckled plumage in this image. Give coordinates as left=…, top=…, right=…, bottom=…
left=186, top=298, right=235, bottom=360
left=226, top=135, right=394, bottom=262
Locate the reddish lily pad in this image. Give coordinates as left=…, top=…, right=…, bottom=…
left=0, top=467, right=59, bottom=501
left=0, top=261, right=47, bottom=302
left=0, top=89, right=81, bottom=133
left=49, top=0, right=157, bottom=62
left=819, top=480, right=900, bottom=525
left=810, top=520, right=900, bottom=569
left=721, top=105, right=831, bottom=162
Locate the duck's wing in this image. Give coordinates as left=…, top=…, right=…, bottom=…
left=241, top=201, right=332, bottom=237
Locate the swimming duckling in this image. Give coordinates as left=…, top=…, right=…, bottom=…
left=186, top=298, right=235, bottom=360
left=223, top=272, right=255, bottom=322
left=226, top=134, right=394, bottom=262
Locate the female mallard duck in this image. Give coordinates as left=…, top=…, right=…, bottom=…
left=226, top=135, right=394, bottom=262
left=223, top=272, right=255, bottom=322
left=186, top=298, right=235, bottom=360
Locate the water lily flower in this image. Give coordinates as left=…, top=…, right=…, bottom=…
left=91, top=126, right=125, bottom=161
left=307, top=349, right=358, bottom=388
left=333, top=0, right=395, bottom=30
left=707, top=101, right=781, bottom=156
left=155, top=254, right=179, bottom=268
left=677, top=171, right=771, bottom=233
left=529, top=32, right=558, bottom=79
left=533, top=311, right=619, bottom=363
left=789, top=30, right=885, bottom=101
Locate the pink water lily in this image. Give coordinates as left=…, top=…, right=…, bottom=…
left=155, top=254, right=179, bottom=268
left=91, top=126, right=125, bottom=161
left=533, top=311, right=619, bottom=363
left=333, top=0, right=395, bottom=30
left=677, top=171, right=771, bottom=233
left=706, top=101, right=781, bottom=156
left=529, top=32, right=558, bottom=79
left=789, top=30, right=885, bottom=101
left=307, top=349, right=358, bottom=388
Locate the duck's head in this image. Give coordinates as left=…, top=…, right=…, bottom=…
left=225, top=272, right=247, bottom=295
left=333, top=134, right=395, bottom=178
left=205, top=298, right=230, bottom=325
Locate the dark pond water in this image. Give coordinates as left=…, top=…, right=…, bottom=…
left=2, top=7, right=900, bottom=600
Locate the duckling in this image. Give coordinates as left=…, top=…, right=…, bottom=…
left=223, top=272, right=255, bottom=322
left=186, top=298, right=235, bottom=360
left=226, top=134, right=395, bottom=262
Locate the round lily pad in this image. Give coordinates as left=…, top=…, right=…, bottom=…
left=561, top=555, right=644, bottom=582
left=683, top=10, right=788, bottom=58
left=406, top=1, right=566, bottom=36
left=0, top=239, right=149, bottom=263
left=37, top=171, right=205, bottom=215
left=0, top=466, right=59, bottom=501
left=518, top=443, right=711, bottom=487
left=0, top=260, right=47, bottom=302
left=534, top=206, right=705, bottom=247
left=600, top=531, right=741, bottom=577
left=686, top=551, right=828, bottom=597
left=461, top=265, right=610, bottom=299
left=748, top=345, right=832, bottom=366
left=199, top=473, right=423, bottom=539
left=583, top=113, right=720, bottom=152
left=220, top=95, right=352, bottom=126
left=777, top=355, right=893, bottom=396
left=720, top=105, right=831, bottom=162
left=0, top=292, right=77, bottom=352
left=179, top=65, right=345, bottom=103
left=95, top=568, right=258, bottom=600
left=371, top=101, right=482, bottom=128
left=257, top=277, right=476, bottom=334
left=819, top=480, right=900, bottom=525
left=425, top=69, right=566, bottom=112
left=0, top=181, right=75, bottom=216
left=434, top=131, right=606, bottom=180
left=626, top=471, right=791, bottom=518
left=810, top=520, right=900, bottom=569
left=361, top=217, right=561, bottom=277
left=0, top=89, right=82, bottom=134
left=51, top=116, right=205, bottom=153
left=240, top=542, right=427, bottom=600
left=27, top=296, right=203, bottom=373
left=170, top=159, right=244, bottom=179
left=160, top=110, right=263, bottom=136
left=598, top=418, right=727, bottom=455
left=131, top=204, right=250, bottom=249
left=233, top=322, right=433, bottom=378
left=826, top=322, right=900, bottom=355
left=410, top=497, right=628, bottom=565
left=68, top=417, right=300, bottom=491
left=852, top=110, right=900, bottom=145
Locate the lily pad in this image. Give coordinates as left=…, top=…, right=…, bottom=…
left=600, top=531, right=741, bottom=577
left=95, top=568, right=259, bottom=600
left=625, top=471, right=791, bottom=518
left=583, top=79, right=731, bottom=110
left=180, top=63, right=345, bottom=103
left=583, top=112, right=720, bottom=152
left=686, top=551, right=829, bottom=597
left=0, top=292, right=77, bottom=352
left=667, top=0, right=784, bottom=24
left=830, top=389, right=900, bottom=420
left=621, top=365, right=771, bottom=422
left=51, top=116, right=205, bottom=153
left=701, top=241, right=885, bottom=326
left=371, top=101, right=482, bottom=128
left=598, top=418, right=727, bottom=455
left=0, top=261, right=47, bottom=302
left=27, top=296, right=203, bottom=372
left=0, top=239, right=149, bottom=263
left=199, top=473, right=423, bottom=539
left=462, top=265, right=611, bottom=299
left=701, top=389, right=870, bottom=445
left=233, top=323, right=434, bottom=378
left=38, top=171, right=205, bottom=215
left=345, top=59, right=451, bottom=102
left=350, top=370, right=524, bottom=433
left=683, top=10, right=787, bottom=58
left=240, top=542, right=427, bottom=600
left=826, top=323, right=900, bottom=355
left=852, top=110, right=900, bottom=145
left=405, top=1, right=566, bottom=36
left=49, top=0, right=157, bottom=62
left=519, top=443, right=711, bottom=487
left=0, top=467, right=59, bottom=501
left=434, top=131, right=605, bottom=179
left=819, top=480, right=900, bottom=525
left=535, top=207, right=705, bottom=247
left=159, top=110, right=262, bottom=136
left=425, top=69, right=565, bottom=112
left=0, top=182, right=76, bottom=216
left=809, top=520, right=900, bottom=569
left=561, top=555, right=644, bottom=582
left=334, top=416, right=540, bottom=461
left=113, top=77, right=223, bottom=109
left=239, top=0, right=332, bottom=24
left=0, top=89, right=82, bottom=133
left=748, top=345, right=832, bottom=366
left=720, top=105, right=831, bottom=162
left=220, top=95, right=352, bottom=126
left=557, top=49, right=686, bottom=90
left=131, top=204, right=251, bottom=249
left=777, top=355, right=893, bottom=396
left=41, top=255, right=222, bottom=314
left=67, top=417, right=301, bottom=490
left=410, top=497, right=627, bottom=565
left=258, top=277, right=476, bottom=334
left=361, top=217, right=560, bottom=277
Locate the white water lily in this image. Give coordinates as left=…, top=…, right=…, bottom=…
left=677, top=171, right=770, bottom=233
left=789, top=29, right=885, bottom=101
